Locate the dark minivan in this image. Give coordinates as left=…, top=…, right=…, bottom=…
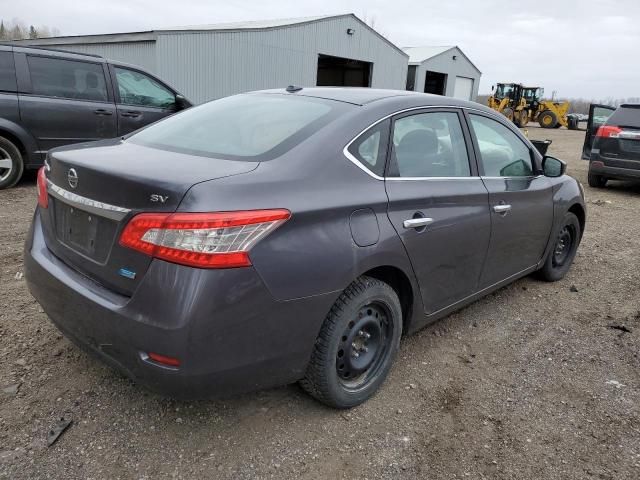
left=0, top=44, right=191, bottom=189
left=582, top=103, right=640, bottom=187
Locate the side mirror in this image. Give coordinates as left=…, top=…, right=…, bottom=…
left=542, top=156, right=566, bottom=177
left=175, top=94, right=191, bottom=111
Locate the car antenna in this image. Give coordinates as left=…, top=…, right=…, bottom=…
left=286, top=85, right=303, bottom=93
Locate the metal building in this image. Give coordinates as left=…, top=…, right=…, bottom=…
left=403, top=46, right=481, bottom=101
left=17, top=14, right=408, bottom=104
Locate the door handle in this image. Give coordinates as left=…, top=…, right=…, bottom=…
left=403, top=217, right=434, bottom=229
left=121, top=110, right=142, bottom=118
left=94, top=109, right=113, bottom=115
left=493, top=204, right=512, bottom=214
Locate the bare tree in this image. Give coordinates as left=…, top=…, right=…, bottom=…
left=0, top=17, right=60, bottom=40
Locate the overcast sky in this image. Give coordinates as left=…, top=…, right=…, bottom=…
left=3, top=0, right=639, bottom=99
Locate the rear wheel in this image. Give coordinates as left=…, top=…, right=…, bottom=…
left=300, top=276, right=402, bottom=408
left=588, top=170, right=607, bottom=188
left=0, top=137, right=24, bottom=190
left=537, top=212, right=581, bottom=282
left=502, top=107, right=514, bottom=122
left=538, top=110, right=558, bottom=129
left=515, top=110, right=529, bottom=128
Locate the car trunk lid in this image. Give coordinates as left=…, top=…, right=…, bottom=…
left=41, top=139, right=258, bottom=296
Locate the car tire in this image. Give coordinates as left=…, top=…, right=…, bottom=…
left=0, top=136, right=24, bottom=190
left=537, top=212, right=581, bottom=282
left=300, top=276, right=403, bottom=409
left=587, top=171, right=607, bottom=188
left=538, top=110, right=558, bottom=129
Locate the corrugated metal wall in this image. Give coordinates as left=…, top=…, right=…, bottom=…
left=155, top=16, right=408, bottom=103
left=413, top=47, right=481, bottom=101
left=38, top=41, right=157, bottom=72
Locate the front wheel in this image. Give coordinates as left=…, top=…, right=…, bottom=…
left=300, top=276, right=402, bottom=408
left=538, top=110, right=558, bottom=129
left=537, top=212, right=581, bottom=282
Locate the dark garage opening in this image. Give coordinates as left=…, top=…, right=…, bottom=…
left=406, top=65, right=417, bottom=91
left=424, top=70, right=447, bottom=95
left=317, top=54, right=372, bottom=87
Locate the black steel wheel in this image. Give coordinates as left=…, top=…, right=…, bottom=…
left=301, top=276, right=402, bottom=408
left=537, top=212, right=581, bottom=282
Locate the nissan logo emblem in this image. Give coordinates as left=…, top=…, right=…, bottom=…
left=67, top=168, right=78, bottom=189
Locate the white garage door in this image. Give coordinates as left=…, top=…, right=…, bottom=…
left=453, top=76, right=474, bottom=100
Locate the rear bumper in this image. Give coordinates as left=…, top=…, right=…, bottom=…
left=24, top=210, right=335, bottom=398
left=590, top=162, right=640, bottom=181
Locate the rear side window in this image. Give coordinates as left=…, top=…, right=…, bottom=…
left=27, top=56, right=108, bottom=102
left=389, top=111, right=471, bottom=177
left=347, top=120, right=390, bottom=176
left=0, top=51, right=17, bottom=92
left=129, top=94, right=346, bottom=160
left=608, top=105, right=640, bottom=128
left=115, top=67, right=175, bottom=109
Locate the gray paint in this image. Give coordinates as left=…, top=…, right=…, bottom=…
left=24, top=88, right=585, bottom=401
left=15, top=15, right=408, bottom=104
left=408, top=47, right=481, bottom=101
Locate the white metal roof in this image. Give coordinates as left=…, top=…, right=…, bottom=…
left=403, top=46, right=455, bottom=63
left=161, top=15, right=337, bottom=32
left=403, top=45, right=481, bottom=74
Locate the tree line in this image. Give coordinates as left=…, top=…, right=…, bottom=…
left=0, top=18, right=60, bottom=40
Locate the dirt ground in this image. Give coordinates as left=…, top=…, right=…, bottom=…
left=1, top=125, right=639, bottom=480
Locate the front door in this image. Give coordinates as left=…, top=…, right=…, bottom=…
left=582, top=104, right=616, bottom=160
left=466, top=112, right=554, bottom=288
left=110, top=65, right=178, bottom=136
left=385, top=109, right=491, bottom=314
left=17, top=54, right=117, bottom=152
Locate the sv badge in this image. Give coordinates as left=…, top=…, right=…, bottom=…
left=150, top=194, right=169, bottom=203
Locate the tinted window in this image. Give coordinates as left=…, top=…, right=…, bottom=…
left=0, top=51, right=17, bottom=92
left=27, top=56, right=108, bottom=102
left=115, top=67, right=175, bottom=108
left=389, top=111, right=471, bottom=177
left=469, top=114, right=533, bottom=177
left=607, top=105, right=640, bottom=128
left=129, top=94, right=344, bottom=160
left=347, top=120, right=389, bottom=176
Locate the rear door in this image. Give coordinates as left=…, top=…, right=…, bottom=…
left=466, top=112, right=554, bottom=288
left=16, top=52, right=117, bottom=152
left=384, top=108, right=491, bottom=314
left=582, top=104, right=615, bottom=160
left=109, top=65, right=179, bottom=135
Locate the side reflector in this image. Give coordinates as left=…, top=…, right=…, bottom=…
left=147, top=352, right=181, bottom=367
left=37, top=166, right=48, bottom=209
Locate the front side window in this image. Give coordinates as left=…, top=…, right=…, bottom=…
left=347, top=120, right=389, bottom=176
left=27, top=56, right=108, bottom=102
left=115, top=67, right=175, bottom=109
left=469, top=114, right=534, bottom=177
left=389, top=111, right=471, bottom=178
left=129, top=93, right=344, bottom=160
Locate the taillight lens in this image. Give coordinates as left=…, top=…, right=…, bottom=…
left=119, top=209, right=291, bottom=268
left=37, top=166, right=48, bottom=209
left=595, top=125, right=622, bottom=138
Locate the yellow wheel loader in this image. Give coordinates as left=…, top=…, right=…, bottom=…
left=488, top=83, right=577, bottom=129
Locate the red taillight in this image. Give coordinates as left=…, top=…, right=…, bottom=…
left=595, top=125, right=622, bottom=138
left=119, top=209, right=291, bottom=268
left=37, top=166, right=48, bottom=209
left=147, top=352, right=181, bottom=367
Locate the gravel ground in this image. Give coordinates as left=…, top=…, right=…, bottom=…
left=1, top=125, right=639, bottom=479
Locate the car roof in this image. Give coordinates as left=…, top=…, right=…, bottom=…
left=258, top=87, right=483, bottom=109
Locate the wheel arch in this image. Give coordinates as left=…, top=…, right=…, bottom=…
left=360, top=264, right=418, bottom=335
left=568, top=202, right=586, bottom=239
left=0, top=119, right=39, bottom=166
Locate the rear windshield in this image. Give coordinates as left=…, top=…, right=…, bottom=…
left=608, top=105, right=640, bottom=128
left=128, top=93, right=349, bottom=160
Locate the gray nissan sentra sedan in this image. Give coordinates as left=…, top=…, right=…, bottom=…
left=25, top=87, right=586, bottom=408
